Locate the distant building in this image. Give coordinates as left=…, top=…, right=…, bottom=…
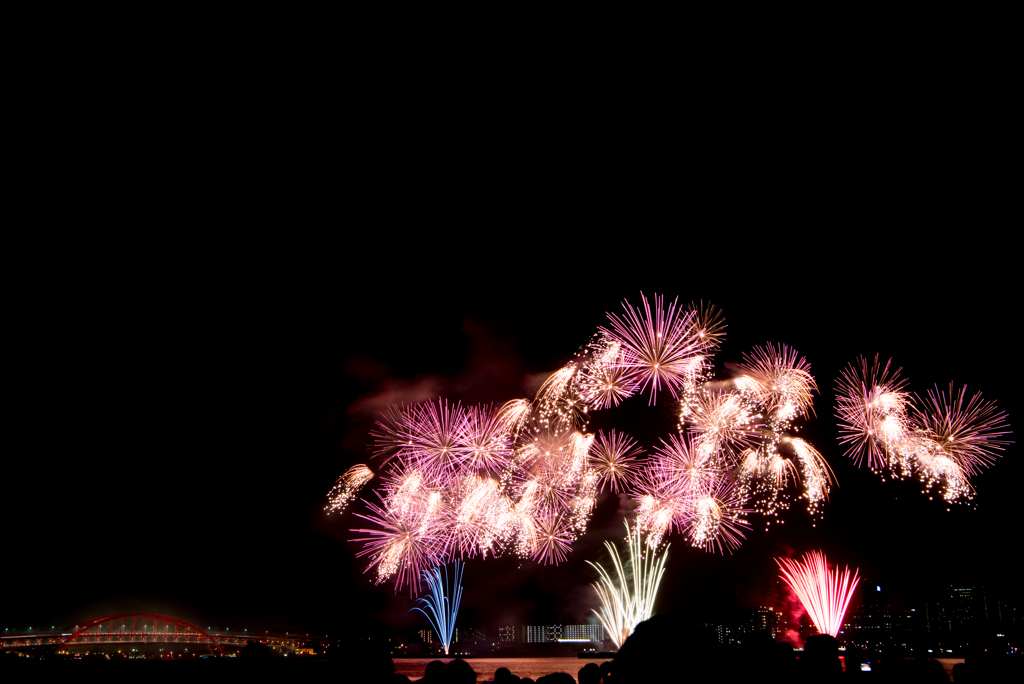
left=924, top=602, right=947, bottom=633
left=454, top=627, right=485, bottom=644
left=560, top=625, right=604, bottom=643
left=947, top=586, right=988, bottom=634
left=524, top=625, right=561, bottom=643
left=419, top=629, right=435, bottom=644
left=702, top=608, right=779, bottom=646
left=522, top=625, right=604, bottom=643
left=751, top=607, right=780, bottom=638
left=498, top=626, right=517, bottom=642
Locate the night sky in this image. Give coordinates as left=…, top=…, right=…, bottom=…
left=6, top=196, right=1018, bottom=643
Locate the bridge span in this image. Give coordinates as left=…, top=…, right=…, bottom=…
left=1, top=613, right=330, bottom=654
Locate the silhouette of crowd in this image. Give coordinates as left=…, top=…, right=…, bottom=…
left=366, top=613, right=1021, bottom=682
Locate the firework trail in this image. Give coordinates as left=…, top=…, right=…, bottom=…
left=835, top=355, right=1012, bottom=503
left=411, top=561, right=464, bottom=655
left=325, top=464, right=374, bottom=514
left=587, top=522, right=669, bottom=650
left=776, top=550, right=859, bottom=638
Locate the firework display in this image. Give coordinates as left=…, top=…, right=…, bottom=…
left=328, top=294, right=1010, bottom=592
left=835, top=355, right=1012, bottom=502
left=776, top=550, right=859, bottom=637
left=411, top=561, right=464, bottom=655
left=587, top=522, right=669, bottom=650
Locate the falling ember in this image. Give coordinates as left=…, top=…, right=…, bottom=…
left=776, top=550, right=859, bottom=638
left=325, top=464, right=374, bottom=514
left=785, top=437, right=835, bottom=512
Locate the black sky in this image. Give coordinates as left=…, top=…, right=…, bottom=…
left=6, top=215, right=1018, bottom=640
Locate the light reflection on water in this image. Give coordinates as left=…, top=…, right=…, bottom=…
left=394, top=655, right=967, bottom=681
left=393, top=656, right=600, bottom=683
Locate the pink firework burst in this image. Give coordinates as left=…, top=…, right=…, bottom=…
left=397, top=399, right=471, bottom=478
left=631, top=459, right=691, bottom=550
left=684, top=473, right=750, bottom=554
left=776, top=550, right=860, bottom=637
left=450, top=474, right=512, bottom=559
left=601, top=293, right=709, bottom=406
left=651, top=432, right=718, bottom=494
left=459, top=404, right=515, bottom=479
left=687, top=300, right=727, bottom=352
left=351, top=495, right=448, bottom=594
left=589, top=429, right=644, bottom=493
left=530, top=511, right=575, bottom=565
left=579, top=335, right=640, bottom=410
left=495, top=398, right=532, bottom=438
left=735, top=343, right=816, bottom=425
left=834, top=355, right=911, bottom=470
left=685, top=389, right=763, bottom=466
left=911, top=383, right=1012, bottom=478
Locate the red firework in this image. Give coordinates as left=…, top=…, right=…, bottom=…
left=776, top=550, right=859, bottom=638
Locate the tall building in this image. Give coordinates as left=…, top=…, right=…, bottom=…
left=751, top=607, right=780, bottom=638
left=947, top=586, right=988, bottom=634
left=924, top=602, right=947, bottom=633
left=498, top=626, right=517, bottom=642
left=419, top=629, right=435, bottom=644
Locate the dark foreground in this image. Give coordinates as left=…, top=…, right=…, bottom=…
left=2, top=652, right=1021, bottom=684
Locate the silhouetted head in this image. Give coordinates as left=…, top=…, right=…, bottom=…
left=536, top=673, right=574, bottom=684
left=423, top=659, right=447, bottom=681
left=613, top=614, right=721, bottom=683
left=578, top=662, right=601, bottom=684
left=494, top=666, right=513, bottom=682
left=802, top=634, right=842, bottom=678
left=447, top=658, right=476, bottom=684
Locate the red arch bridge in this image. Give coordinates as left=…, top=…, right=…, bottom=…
left=1, top=613, right=329, bottom=654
